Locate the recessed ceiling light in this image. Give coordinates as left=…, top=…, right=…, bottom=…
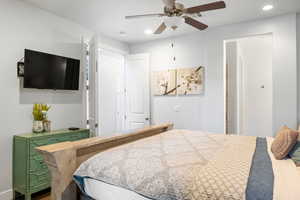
left=144, top=29, right=153, bottom=35
left=262, top=4, right=274, bottom=11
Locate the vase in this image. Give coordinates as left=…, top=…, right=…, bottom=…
left=33, top=120, right=44, bottom=133
left=43, top=120, right=51, bottom=132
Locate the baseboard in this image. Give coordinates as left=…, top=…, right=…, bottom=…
left=0, top=189, right=13, bottom=200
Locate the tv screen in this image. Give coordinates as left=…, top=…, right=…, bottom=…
left=24, top=49, right=80, bottom=90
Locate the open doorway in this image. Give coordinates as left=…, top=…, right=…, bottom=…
left=224, top=34, right=273, bottom=137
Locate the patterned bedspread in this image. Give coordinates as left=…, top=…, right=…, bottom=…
left=74, top=129, right=273, bottom=200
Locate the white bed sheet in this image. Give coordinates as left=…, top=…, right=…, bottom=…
left=266, top=137, right=300, bottom=200
left=84, top=178, right=150, bottom=200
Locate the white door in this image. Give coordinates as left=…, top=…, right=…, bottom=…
left=238, top=34, right=273, bottom=137
left=226, top=41, right=238, bottom=134
left=125, top=54, right=150, bottom=131
left=88, top=37, right=99, bottom=137
left=81, top=37, right=89, bottom=128
left=98, top=49, right=125, bottom=136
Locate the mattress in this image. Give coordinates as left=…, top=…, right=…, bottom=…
left=84, top=178, right=150, bottom=200
left=74, top=130, right=300, bottom=200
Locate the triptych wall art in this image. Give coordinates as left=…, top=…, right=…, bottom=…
left=152, top=66, right=204, bottom=96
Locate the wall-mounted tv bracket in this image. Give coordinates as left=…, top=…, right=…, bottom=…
left=17, top=57, right=24, bottom=77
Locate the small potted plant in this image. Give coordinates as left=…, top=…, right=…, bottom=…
left=41, top=104, right=51, bottom=132
left=32, top=104, right=44, bottom=133
left=32, top=104, right=51, bottom=133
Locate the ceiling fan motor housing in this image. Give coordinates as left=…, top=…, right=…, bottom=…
left=164, top=3, right=185, bottom=17
left=175, top=3, right=184, bottom=10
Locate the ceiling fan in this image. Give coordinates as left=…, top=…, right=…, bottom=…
left=125, top=0, right=226, bottom=34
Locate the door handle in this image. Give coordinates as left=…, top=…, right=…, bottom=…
left=145, top=118, right=150, bottom=121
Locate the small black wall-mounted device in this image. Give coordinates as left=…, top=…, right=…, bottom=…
left=17, top=61, right=24, bottom=77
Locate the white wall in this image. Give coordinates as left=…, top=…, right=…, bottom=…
left=131, top=33, right=207, bottom=131
left=0, top=0, right=93, bottom=199
left=130, top=14, right=297, bottom=134
left=98, top=35, right=130, bottom=55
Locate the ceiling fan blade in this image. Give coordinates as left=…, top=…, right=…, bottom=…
left=154, top=22, right=167, bottom=34
left=162, top=0, right=175, bottom=9
left=184, top=17, right=208, bottom=30
left=125, top=13, right=165, bottom=19
left=185, top=1, right=226, bottom=14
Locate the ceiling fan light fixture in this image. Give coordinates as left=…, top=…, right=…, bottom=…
left=144, top=29, right=154, bottom=35
left=262, top=4, right=274, bottom=11
left=164, top=16, right=183, bottom=28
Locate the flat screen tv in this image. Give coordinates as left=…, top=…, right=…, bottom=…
left=24, top=49, right=80, bottom=90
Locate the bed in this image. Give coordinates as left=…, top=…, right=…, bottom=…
left=36, top=123, right=300, bottom=200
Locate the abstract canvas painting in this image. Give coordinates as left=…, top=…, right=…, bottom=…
left=152, top=69, right=177, bottom=96
left=177, top=66, right=204, bottom=95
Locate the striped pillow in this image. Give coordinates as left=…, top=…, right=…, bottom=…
left=271, top=126, right=298, bottom=160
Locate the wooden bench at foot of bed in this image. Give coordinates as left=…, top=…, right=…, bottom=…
left=36, top=123, right=174, bottom=200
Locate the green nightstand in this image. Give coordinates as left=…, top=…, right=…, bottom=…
left=13, top=129, right=90, bottom=200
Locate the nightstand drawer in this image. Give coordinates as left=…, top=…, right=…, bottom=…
left=29, top=170, right=50, bottom=186
left=68, top=132, right=89, bottom=141
left=29, top=155, right=48, bottom=172
left=29, top=132, right=88, bottom=154
left=29, top=170, right=50, bottom=193
left=30, top=138, right=60, bottom=153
